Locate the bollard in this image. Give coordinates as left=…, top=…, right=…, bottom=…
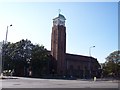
left=94, top=77, right=96, bottom=81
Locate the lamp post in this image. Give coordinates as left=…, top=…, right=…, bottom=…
left=1, top=24, right=12, bottom=77
left=5, top=24, right=12, bottom=44
left=0, top=42, right=2, bottom=76
left=89, top=46, right=95, bottom=78
left=89, top=46, right=95, bottom=57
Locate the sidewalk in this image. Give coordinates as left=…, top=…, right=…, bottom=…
left=1, top=76, right=120, bottom=83
left=77, top=78, right=120, bottom=83
left=0, top=75, right=18, bottom=79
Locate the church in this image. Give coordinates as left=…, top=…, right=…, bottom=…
left=50, top=13, right=101, bottom=79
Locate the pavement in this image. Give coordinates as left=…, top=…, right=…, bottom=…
left=0, top=76, right=119, bottom=89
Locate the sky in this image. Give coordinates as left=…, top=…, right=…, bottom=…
left=0, top=2, right=118, bottom=63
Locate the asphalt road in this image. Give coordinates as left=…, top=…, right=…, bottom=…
left=0, top=77, right=120, bottom=90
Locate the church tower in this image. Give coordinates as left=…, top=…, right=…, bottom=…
left=51, top=13, right=66, bottom=75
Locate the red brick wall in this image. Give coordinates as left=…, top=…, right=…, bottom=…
left=51, top=25, right=66, bottom=75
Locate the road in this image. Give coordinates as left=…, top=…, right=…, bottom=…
left=0, top=77, right=119, bottom=89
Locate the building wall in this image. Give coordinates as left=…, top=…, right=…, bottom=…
left=50, top=14, right=100, bottom=78
left=66, top=53, right=101, bottom=78
left=51, top=25, right=66, bottom=75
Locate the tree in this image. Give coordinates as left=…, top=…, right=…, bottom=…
left=2, top=39, right=34, bottom=76
left=31, top=44, right=50, bottom=77
left=2, top=39, right=51, bottom=77
left=103, top=50, right=120, bottom=78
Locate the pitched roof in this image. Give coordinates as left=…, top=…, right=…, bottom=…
left=66, top=53, right=97, bottom=63
left=53, top=14, right=66, bottom=20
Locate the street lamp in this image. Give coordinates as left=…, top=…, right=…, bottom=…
left=89, top=46, right=95, bottom=57
left=89, top=46, right=95, bottom=78
left=1, top=24, right=12, bottom=77
left=5, top=24, right=12, bottom=44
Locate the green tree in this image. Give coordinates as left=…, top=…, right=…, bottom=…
left=2, top=39, right=51, bottom=77
left=31, top=44, right=50, bottom=77
left=103, top=50, right=120, bottom=78
left=2, top=39, right=34, bottom=76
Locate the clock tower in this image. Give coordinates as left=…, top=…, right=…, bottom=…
left=51, top=14, right=66, bottom=75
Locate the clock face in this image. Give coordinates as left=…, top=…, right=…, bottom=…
left=59, top=20, right=65, bottom=25
left=53, top=20, right=57, bottom=24
left=53, top=19, right=65, bottom=26
left=53, top=20, right=58, bottom=26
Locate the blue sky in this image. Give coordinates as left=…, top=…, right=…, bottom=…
left=0, top=2, right=118, bottom=63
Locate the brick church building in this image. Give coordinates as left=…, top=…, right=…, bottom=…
left=50, top=13, right=101, bottom=79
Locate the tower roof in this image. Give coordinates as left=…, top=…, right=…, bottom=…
left=53, top=14, right=66, bottom=20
